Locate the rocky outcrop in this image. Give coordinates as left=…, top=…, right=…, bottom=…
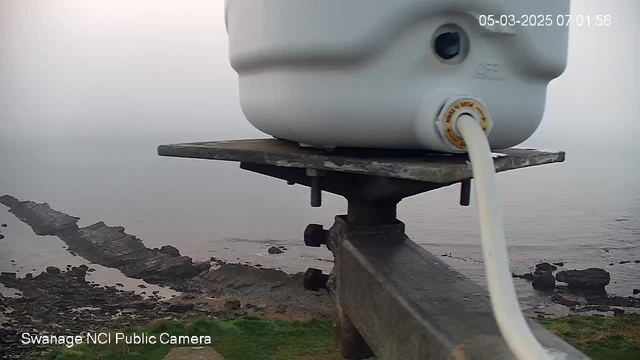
left=532, top=272, right=556, bottom=290
left=1, top=195, right=331, bottom=320
left=550, top=294, right=580, bottom=307
left=586, top=295, right=640, bottom=308
left=159, top=245, right=181, bottom=257
left=556, top=268, right=610, bottom=290
left=0, top=195, right=207, bottom=282
left=0, top=195, right=79, bottom=235
left=194, top=263, right=330, bottom=318
left=535, top=262, right=558, bottom=274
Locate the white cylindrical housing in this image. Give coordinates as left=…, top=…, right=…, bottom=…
left=225, top=0, right=570, bottom=152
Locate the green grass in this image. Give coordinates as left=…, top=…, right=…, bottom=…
left=44, top=317, right=340, bottom=360
left=43, top=316, right=640, bottom=360
left=538, top=316, right=640, bottom=360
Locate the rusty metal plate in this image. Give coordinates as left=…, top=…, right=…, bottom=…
left=157, top=139, right=564, bottom=183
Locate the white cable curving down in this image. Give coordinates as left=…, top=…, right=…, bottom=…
left=455, top=114, right=552, bottom=360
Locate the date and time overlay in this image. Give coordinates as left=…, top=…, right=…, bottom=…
left=478, top=14, right=612, bottom=27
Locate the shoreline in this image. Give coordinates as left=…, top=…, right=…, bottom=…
left=1, top=194, right=639, bottom=358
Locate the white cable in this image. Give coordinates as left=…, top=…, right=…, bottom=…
left=456, top=114, right=551, bottom=360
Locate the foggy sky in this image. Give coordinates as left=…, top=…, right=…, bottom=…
left=1, top=0, right=638, bottom=150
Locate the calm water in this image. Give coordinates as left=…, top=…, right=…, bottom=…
left=1, top=136, right=639, bottom=312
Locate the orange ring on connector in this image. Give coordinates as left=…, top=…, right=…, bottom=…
left=443, top=99, right=489, bottom=149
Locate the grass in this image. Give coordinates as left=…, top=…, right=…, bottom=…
left=43, top=316, right=640, bottom=360
left=538, top=316, right=640, bottom=360
left=44, top=317, right=340, bottom=360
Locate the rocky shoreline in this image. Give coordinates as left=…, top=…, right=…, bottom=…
left=1, top=194, right=639, bottom=359
left=512, top=262, right=640, bottom=316
left=0, top=195, right=330, bottom=317
left=0, top=195, right=331, bottom=359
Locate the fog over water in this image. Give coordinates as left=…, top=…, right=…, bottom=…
left=1, top=1, right=639, bottom=311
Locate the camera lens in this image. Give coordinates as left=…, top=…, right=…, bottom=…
left=434, top=32, right=461, bottom=60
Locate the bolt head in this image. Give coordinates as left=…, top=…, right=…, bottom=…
left=304, top=268, right=326, bottom=291
left=304, top=224, right=327, bottom=247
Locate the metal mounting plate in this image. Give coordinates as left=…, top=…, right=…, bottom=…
left=157, top=139, right=565, bottom=183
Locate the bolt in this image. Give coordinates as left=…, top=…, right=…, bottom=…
left=304, top=268, right=329, bottom=291
left=304, top=224, right=328, bottom=247
left=460, top=179, right=471, bottom=206
left=310, top=177, right=322, bottom=207
left=306, top=169, right=326, bottom=208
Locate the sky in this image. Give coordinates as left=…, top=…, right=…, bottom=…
left=0, top=0, right=638, bottom=150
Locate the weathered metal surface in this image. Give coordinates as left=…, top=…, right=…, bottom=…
left=157, top=139, right=565, bottom=183
left=328, top=216, right=589, bottom=360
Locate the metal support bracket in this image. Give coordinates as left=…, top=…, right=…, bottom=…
left=157, top=139, right=587, bottom=360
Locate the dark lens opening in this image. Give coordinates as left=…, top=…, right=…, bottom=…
left=434, top=32, right=461, bottom=60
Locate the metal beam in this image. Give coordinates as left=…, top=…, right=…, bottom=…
left=329, top=216, right=588, bottom=360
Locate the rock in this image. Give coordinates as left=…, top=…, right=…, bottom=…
left=87, top=268, right=96, bottom=272
left=245, top=303, right=262, bottom=310
left=137, top=284, right=147, bottom=289
left=532, top=272, right=555, bottom=290
left=587, top=296, right=640, bottom=308
left=66, top=266, right=87, bottom=282
left=550, top=294, right=580, bottom=307
left=512, top=273, right=535, bottom=281
left=167, top=303, right=194, bottom=312
left=633, top=289, right=639, bottom=295
left=535, top=262, right=558, bottom=273
left=0, top=196, right=203, bottom=281
left=25, top=273, right=33, bottom=279
left=45, top=266, right=61, bottom=275
left=115, top=283, right=124, bottom=287
left=268, top=246, right=284, bottom=254
left=635, top=260, right=640, bottom=264
left=1, top=223, right=6, bottom=227
left=553, top=262, right=565, bottom=267
left=224, top=300, right=241, bottom=311
left=0, top=272, right=16, bottom=279
left=0, top=234, right=4, bottom=240
left=556, top=268, right=610, bottom=290
left=152, top=291, right=159, bottom=295
left=193, top=261, right=211, bottom=274
left=619, top=261, right=631, bottom=264
left=613, top=308, right=625, bottom=317
left=609, top=263, right=614, bottom=266
left=232, top=308, right=248, bottom=316
left=0, top=195, right=80, bottom=235
left=159, top=245, right=180, bottom=257
left=79, top=264, right=89, bottom=271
